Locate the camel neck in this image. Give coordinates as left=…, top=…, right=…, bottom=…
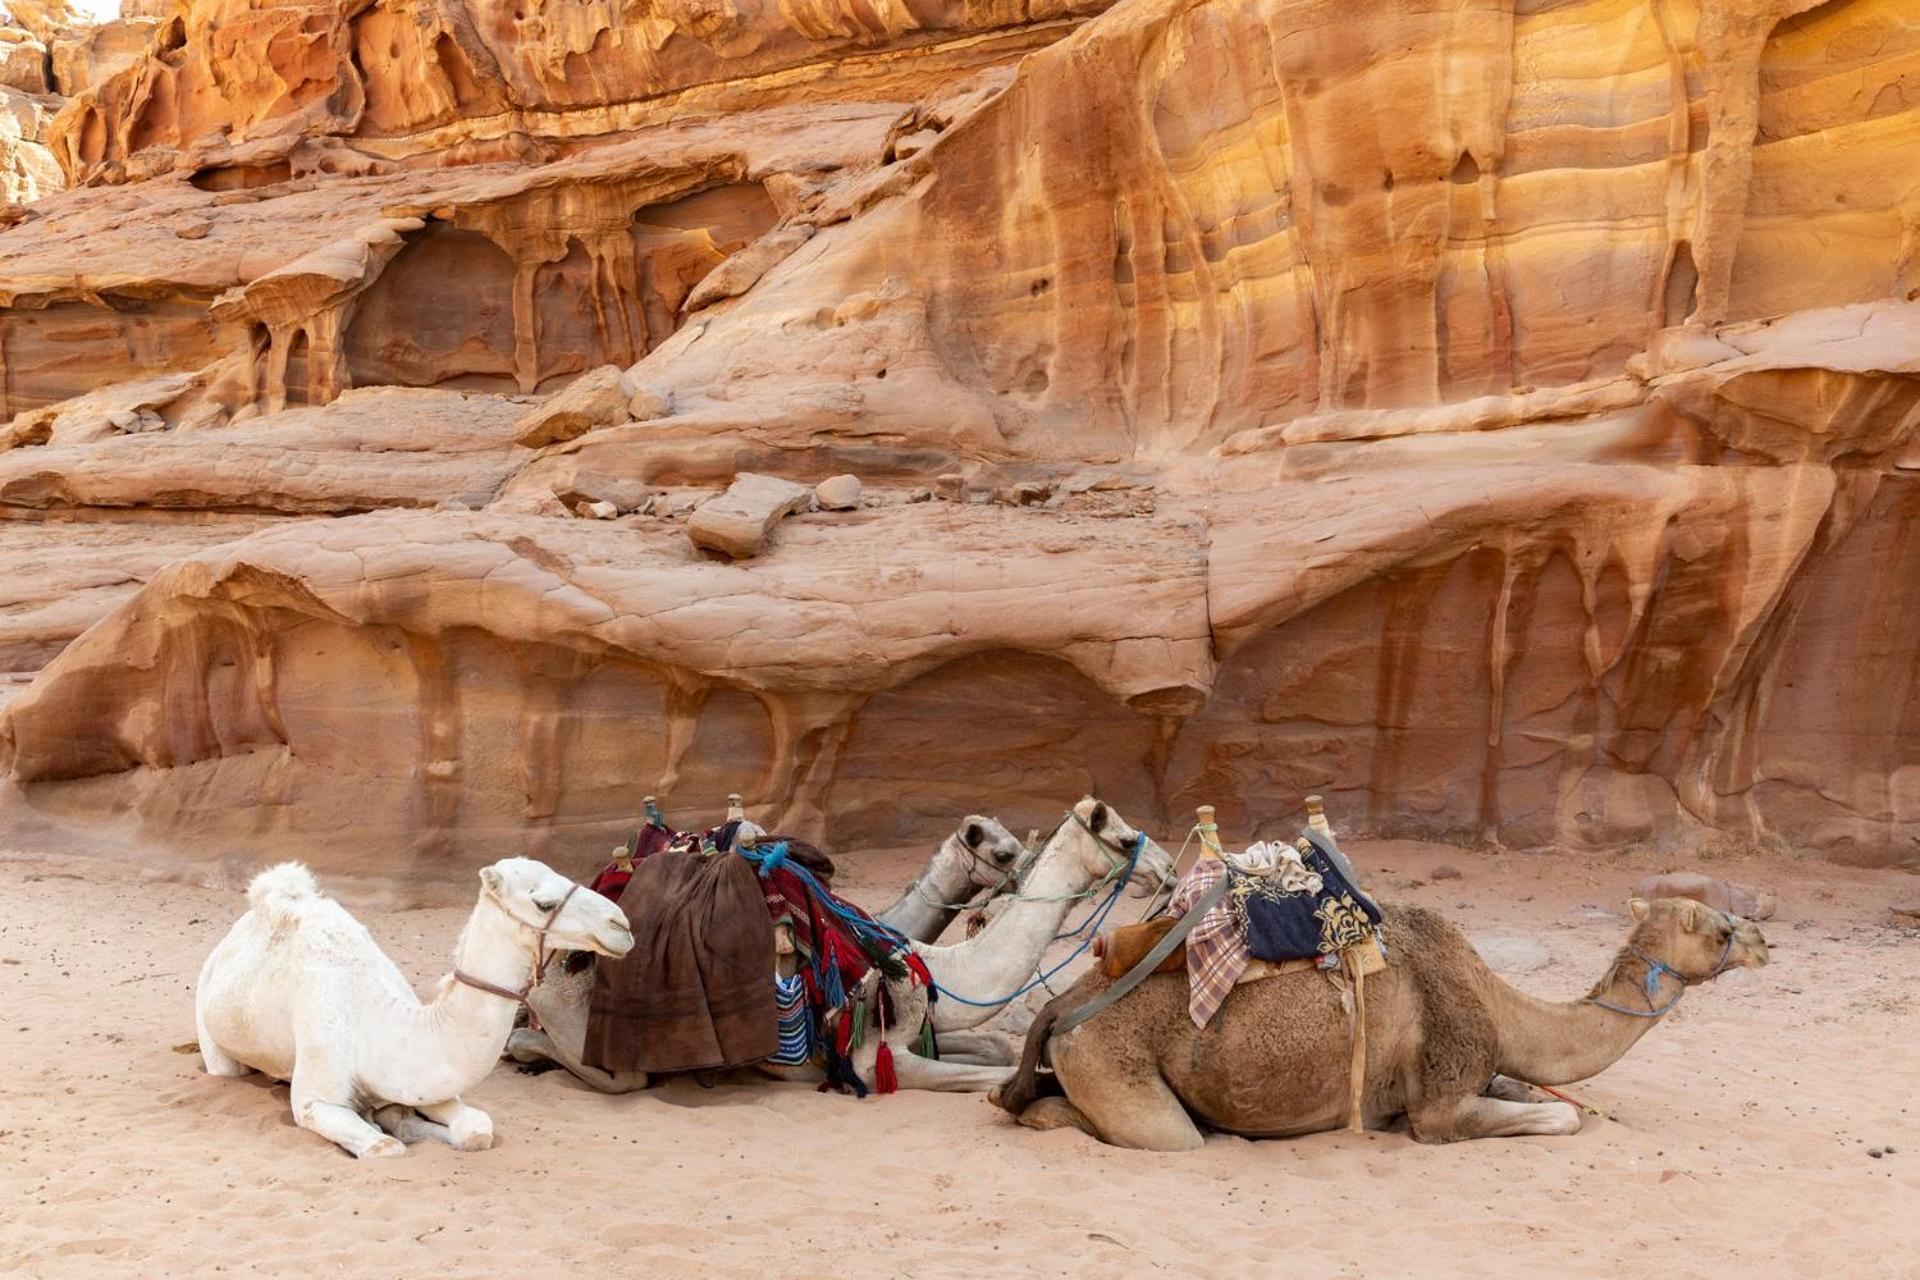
left=1486, top=950, right=1672, bottom=1086
left=403, top=897, right=537, bottom=1092
left=917, top=830, right=1101, bottom=1022
left=882, top=840, right=972, bottom=942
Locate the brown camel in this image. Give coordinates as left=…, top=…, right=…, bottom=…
left=992, top=896, right=1768, bottom=1149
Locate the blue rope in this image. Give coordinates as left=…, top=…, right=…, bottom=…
left=931, top=833, right=1145, bottom=1009
left=738, top=842, right=912, bottom=956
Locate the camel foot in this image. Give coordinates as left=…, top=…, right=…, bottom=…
left=361, top=1136, right=407, bottom=1159
left=1015, top=1096, right=1101, bottom=1138
left=505, top=1027, right=554, bottom=1065
left=1413, top=1096, right=1583, bottom=1142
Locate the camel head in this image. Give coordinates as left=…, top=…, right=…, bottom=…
left=478, top=858, right=634, bottom=959
left=951, top=815, right=1026, bottom=890
left=1625, top=896, right=1770, bottom=981
left=1064, top=797, right=1176, bottom=896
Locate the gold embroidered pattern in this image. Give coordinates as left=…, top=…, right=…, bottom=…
left=1314, top=892, right=1372, bottom=954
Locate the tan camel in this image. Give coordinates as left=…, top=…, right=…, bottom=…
left=992, top=896, right=1769, bottom=1149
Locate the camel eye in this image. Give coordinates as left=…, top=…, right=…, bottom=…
left=995, top=847, right=1017, bottom=864
left=532, top=896, right=559, bottom=913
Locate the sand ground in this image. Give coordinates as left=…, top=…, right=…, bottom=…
left=1, top=839, right=1915, bottom=1279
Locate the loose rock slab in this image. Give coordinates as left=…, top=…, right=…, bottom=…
left=513, top=366, right=632, bottom=449
left=686, top=472, right=813, bottom=558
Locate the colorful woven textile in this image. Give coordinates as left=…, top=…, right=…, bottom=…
left=1233, top=840, right=1382, bottom=962
left=769, top=969, right=813, bottom=1066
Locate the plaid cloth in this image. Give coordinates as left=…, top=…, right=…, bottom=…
left=1168, top=858, right=1250, bottom=1029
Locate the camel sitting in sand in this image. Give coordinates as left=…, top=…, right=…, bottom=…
left=993, top=896, right=1768, bottom=1149
left=507, top=814, right=1025, bottom=1089
left=516, top=799, right=1173, bottom=1094
left=196, top=859, right=632, bottom=1158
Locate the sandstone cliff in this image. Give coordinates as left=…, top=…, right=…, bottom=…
left=0, top=0, right=1914, bottom=878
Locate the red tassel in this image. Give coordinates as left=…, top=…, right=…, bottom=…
left=874, top=1041, right=897, bottom=1094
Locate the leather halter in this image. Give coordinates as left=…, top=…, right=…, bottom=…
left=454, top=881, right=580, bottom=1026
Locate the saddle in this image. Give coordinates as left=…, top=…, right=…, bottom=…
left=1093, top=917, right=1376, bottom=984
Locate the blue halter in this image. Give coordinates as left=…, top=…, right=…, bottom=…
left=1589, top=909, right=1742, bottom=1018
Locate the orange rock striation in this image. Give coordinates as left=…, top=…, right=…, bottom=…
left=0, top=0, right=1915, bottom=878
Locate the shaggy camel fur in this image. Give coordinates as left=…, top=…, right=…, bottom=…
left=993, top=897, right=1768, bottom=1150
left=196, top=859, right=632, bottom=1158
left=514, top=799, right=1174, bottom=1094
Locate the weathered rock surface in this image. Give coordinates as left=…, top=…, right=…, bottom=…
left=0, top=0, right=1914, bottom=881
left=686, top=473, right=814, bottom=559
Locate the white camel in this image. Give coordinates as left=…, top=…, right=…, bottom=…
left=514, top=798, right=1173, bottom=1094
left=195, top=858, right=633, bottom=1159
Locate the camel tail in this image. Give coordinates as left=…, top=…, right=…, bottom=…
left=246, top=863, right=320, bottom=922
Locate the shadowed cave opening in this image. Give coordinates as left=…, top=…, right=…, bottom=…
left=342, top=183, right=778, bottom=394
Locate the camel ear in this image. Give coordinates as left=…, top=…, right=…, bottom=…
left=479, top=866, right=505, bottom=896
left=964, top=822, right=984, bottom=849
left=1088, top=802, right=1109, bottom=834
left=1627, top=897, right=1650, bottom=921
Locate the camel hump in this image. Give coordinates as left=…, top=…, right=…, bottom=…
left=246, top=863, right=320, bottom=921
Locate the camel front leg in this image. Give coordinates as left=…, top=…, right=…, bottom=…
left=927, top=1030, right=1018, bottom=1066
left=886, top=1050, right=1018, bottom=1093
left=372, top=1104, right=452, bottom=1147
left=292, top=1082, right=404, bottom=1159
left=1411, top=1095, right=1582, bottom=1143
left=505, top=1027, right=650, bottom=1095
left=417, top=1097, right=493, bottom=1151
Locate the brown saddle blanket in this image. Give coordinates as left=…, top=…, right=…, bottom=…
left=583, top=846, right=778, bottom=1075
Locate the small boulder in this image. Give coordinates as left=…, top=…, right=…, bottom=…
left=513, top=365, right=632, bottom=448
left=907, top=488, right=933, bottom=503
left=1631, top=873, right=1776, bottom=920
left=686, top=473, right=814, bottom=559
left=553, top=470, right=656, bottom=515
left=1431, top=863, right=1463, bottom=881
left=581, top=500, right=619, bottom=520
left=1011, top=481, right=1053, bottom=507
left=813, top=474, right=862, bottom=511
left=626, top=381, right=674, bottom=421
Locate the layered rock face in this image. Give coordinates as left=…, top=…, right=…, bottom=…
left=0, top=0, right=1915, bottom=878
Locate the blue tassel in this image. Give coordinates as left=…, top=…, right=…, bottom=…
left=753, top=841, right=790, bottom=880
left=823, top=939, right=847, bottom=1009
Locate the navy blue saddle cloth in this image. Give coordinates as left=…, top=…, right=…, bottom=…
left=1230, top=832, right=1383, bottom=962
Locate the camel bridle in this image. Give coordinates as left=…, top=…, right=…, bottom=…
left=1588, top=909, right=1743, bottom=1018
left=453, top=881, right=582, bottom=1025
